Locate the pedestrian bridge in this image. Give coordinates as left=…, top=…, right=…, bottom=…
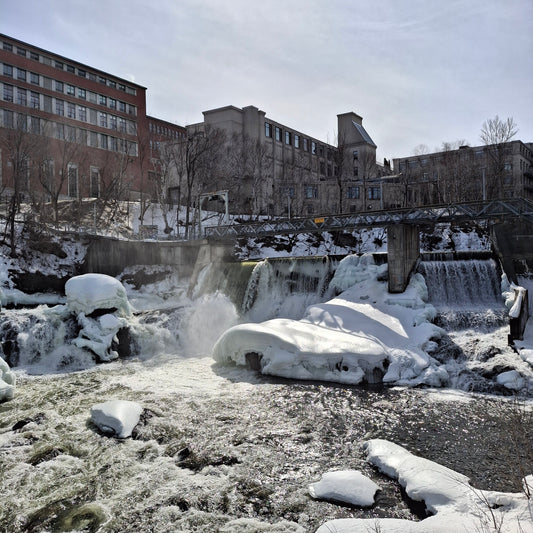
left=203, top=198, right=533, bottom=239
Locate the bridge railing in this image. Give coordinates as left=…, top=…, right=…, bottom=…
left=204, top=198, right=533, bottom=240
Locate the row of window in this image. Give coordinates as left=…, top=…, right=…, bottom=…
left=1, top=83, right=137, bottom=134
left=283, top=184, right=381, bottom=201
left=1, top=63, right=137, bottom=115
left=148, top=121, right=185, bottom=140
left=2, top=40, right=137, bottom=95
left=1, top=109, right=138, bottom=156
left=265, top=121, right=335, bottom=158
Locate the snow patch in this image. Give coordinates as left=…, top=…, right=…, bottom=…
left=90, top=399, right=143, bottom=438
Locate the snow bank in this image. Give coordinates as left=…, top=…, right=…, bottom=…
left=0, top=357, right=15, bottom=401
left=65, top=274, right=131, bottom=316
left=309, top=470, right=380, bottom=507
left=316, top=439, right=533, bottom=533
left=90, top=399, right=143, bottom=438
left=213, top=255, right=446, bottom=387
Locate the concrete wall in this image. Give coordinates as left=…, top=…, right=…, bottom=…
left=83, top=237, right=234, bottom=278
left=387, top=224, right=420, bottom=293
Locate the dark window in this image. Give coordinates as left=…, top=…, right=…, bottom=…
left=320, top=161, right=325, bottom=175
left=90, top=168, right=99, bottom=197
left=68, top=166, right=78, bottom=197
left=30, top=116, right=40, bottom=134
left=55, top=60, right=63, bottom=70
left=319, top=145, right=324, bottom=157
left=17, top=69, right=26, bottom=82
left=311, top=141, right=317, bottom=155
left=3, top=109, right=14, bottom=127
left=55, top=99, right=64, bottom=116
left=368, top=186, right=381, bottom=200
left=3, top=42, right=13, bottom=52
left=285, top=131, right=292, bottom=145
left=30, top=72, right=39, bottom=85
left=305, top=185, right=318, bottom=198
left=303, top=138, right=309, bottom=151
left=78, top=88, right=86, bottom=99
left=118, top=83, right=125, bottom=91
left=67, top=102, right=76, bottom=118
left=99, top=94, right=107, bottom=106
left=108, top=80, right=116, bottom=89
left=275, top=126, right=282, bottom=142
left=109, top=98, right=116, bottom=109
left=55, top=80, right=63, bottom=92
left=346, top=186, right=360, bottom=199
left=3, top=64, right=13, bottom=78
left=294, top=134, right=300, bottom=148
left=67, top=84, right=75, bottom=95
left=30, top=51, right=39, bottom=61
left=78, top=106, right=86, bottom=121
left=77, top=68, right=86, bottom=78
left=118, top=101, right=126, bottom=112
left=265, top=122, right=272, bottom=137
left=17, top=47, right=26, bottom=57
left=16, top=87, right=26, bottom=106
left=99, top=76, right=106, bottom=84
left=3, top=84, right=13, bottom=102
left=66, top=64, right=75, bottom=73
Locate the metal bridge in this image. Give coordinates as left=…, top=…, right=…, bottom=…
left=204, top=198, right=533, bottom=240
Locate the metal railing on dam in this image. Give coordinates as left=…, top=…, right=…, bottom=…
left=204, top=198, right=533, bottom=240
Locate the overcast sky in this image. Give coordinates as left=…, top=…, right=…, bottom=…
left=2, top=0, right=532, bottom=161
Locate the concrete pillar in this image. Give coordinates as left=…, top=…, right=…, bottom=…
left=387, top=224, right=420, bottom=293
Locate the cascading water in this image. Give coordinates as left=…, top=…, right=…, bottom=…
left=418, top=258, right=507, bottom=329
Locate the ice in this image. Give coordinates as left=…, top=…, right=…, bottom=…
left=213, top=254, right=446, bottom=387
left=316, top=439, right=533, bottom=533
left=90, top=399, right=143, bottom=438
left=309, top=470, right=380, bottom=507
left=0, top=356, right=15, bottom=401
left=496, top=369, right=527, bottom=391
left=65, top=273, right=131, bottom=316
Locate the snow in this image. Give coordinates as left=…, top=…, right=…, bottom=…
left=65, top=274, right=131, bottom=316
left=308, top=470, right=380, bottom=507
left=213, top=255, right=447, bottom=387
left=0, top=356, right=15, bottom=401
left=316, top=439, right=533, bottom=533
left=90, top=399, right=143, bottom=439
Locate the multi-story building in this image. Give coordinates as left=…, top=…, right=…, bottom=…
left=195, top=105, right=390, bottom=217
left=391, top=141, right=533, bottom=208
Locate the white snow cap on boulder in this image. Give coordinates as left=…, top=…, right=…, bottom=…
left=0, top=357, right=15, bottom=401
left=91, top=399, right=143, bottom=438
left=66, top=274, right=131, bottom=316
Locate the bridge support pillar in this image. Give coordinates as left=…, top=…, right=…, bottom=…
left=387, top=224, right=420, bottom=293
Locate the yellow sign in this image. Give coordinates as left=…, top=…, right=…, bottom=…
left=314, top=217, right=325, bottom=224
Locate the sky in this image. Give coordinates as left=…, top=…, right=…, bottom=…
left=2, top=0, right=532, bottom=161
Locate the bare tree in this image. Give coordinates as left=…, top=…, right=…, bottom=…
left=480, top=115, right=518, bottom=145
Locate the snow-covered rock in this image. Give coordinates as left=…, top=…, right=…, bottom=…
left=316, top=439, right=533, bottom=532
left=66, top=274, right=131, bottom=316
left=90, top=399, right=143, bottom=438
left=0, top=356, right=15, bottom=401
left=309, top=470, right=380, bottom=507
left=213, top=254, right=446, bottom=387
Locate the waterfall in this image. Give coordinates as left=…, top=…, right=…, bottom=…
left=418, top=258, right=507, bottom=329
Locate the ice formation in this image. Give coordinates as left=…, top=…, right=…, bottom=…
left=213, top=255, right=447, bottom=387
left=316, top=439, right=533, bottom=532
left=309, top=470, right=380, bottom=507
left=90, top=399, right=143, bottom=438
left=0, top=356, right=15, bottom=401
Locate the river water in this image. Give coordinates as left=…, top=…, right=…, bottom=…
left=1, top=259, right=531, bottom=532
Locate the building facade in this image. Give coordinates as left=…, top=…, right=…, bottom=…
left=0, top=33, right=188, bottom=214
left=391, top=141, right=533, bottom=208
left=195, top=105, right=390, bottom=217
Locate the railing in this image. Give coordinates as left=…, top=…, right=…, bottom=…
left=204, top=198, right=533, bottom=240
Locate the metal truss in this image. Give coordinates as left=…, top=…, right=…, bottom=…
left=204, top=198, right=533, bottom=240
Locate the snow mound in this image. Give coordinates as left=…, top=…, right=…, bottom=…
left=91, top=399, right=143, bottom=438
left=66, top=274, right=131, bottom=316
left=317, top=439, right=533, bottom=532
left=0, top=357, right=15, bottom=401
left=309, top=470, right=380, bottom=507
left=213, top=254, right=446, bottom=387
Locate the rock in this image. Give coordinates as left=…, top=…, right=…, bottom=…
left=91, top=400, right=143, bottom=439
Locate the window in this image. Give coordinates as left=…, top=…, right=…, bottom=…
left=353, top=166, right=358, bottom=177
left=17, top=47, right=26, bottom=57
left=30, top=72, right=39, bottom=85
left=3, top=42, right=13, bottom=52
left=275, top=126, right=282, bottom=142
left=78, top=128, right=87, bottom=145
left=16, top=87, right=26, bottom=106
left=109, top=98, right=116, bottom=109
left=320, top=161, right=325, bottom=175
left=43, top=76, right=52, bottom=90
left=108, top=80, right=116, bottom=89
left=3, top=64, right=13, bottom=77
left=311, top=141, right=317, bottom=155
left=77, top=68, right=86, bottom=78
left=353, top=150, right=358, bottom=160
left=285, top=186, right=295, bottom=198
left=78, top=106, right=86, bottom=121
left=118, top=101, right=126, bottom=112
left=100, top=112, right=107, bottom=128
left=68, top=165, right=78, bottom=198
left=118, top=83, right=125, bottom=92
left=90, top=167, right=99, bottom=197
left=109, top=136, right=118, bottom=151
left=55, top=60, right=63, bottom=70
left=285, top=131, right=292, bottom=145
left=109, top=115, right=117, bottom=130
left=294, top=134, right=300, bottom=149
left=3, top=109, right=14, bottom=128
left=67, top=84, right=75, bottom=95
left=303, top=138, right=309, bottom=151
left=30, top=51, right=39, bottom=61
left=66, top=64, right=75, bottom=73
left=127, top=120, right=136, bottom=135
left=88, top=91, right=97, bottom=103
left=30, top=116, right=40, bottom=134
left=17, top=68, right=26, bottom=82
left=305, top=185, right=318, bottom=198
left=89, top=131, right=98, bottom=147
left=98, top=76, right=106, bottom=85
left=55, top=99, right=64, bottom=116
left=66, top=125, right=76, bottom=142
left=99, top=94, right=107, bottom=106
left=56, top=123, right=65, bottom=140
left=319, top=145, right=324, bottom=157
left=3, top=83, right=13, bottom=102
left=327, top=163, right=332, bottom=177
left=55, top=80, right=63, bottom=92
left=100, top=134, right=108, bottom=149
left=128, top=104, right=136, bottom=116
left=504, top=162, right=512, bottom=171
left=368, top=186, right=381, bottom=200
left=67, top=102, right=76, bottom=118
left=265, top=122, right=272, bottom=137
left=78, top=88, right=86, bottom=99
left=346, top=186, right=360, bottom=199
